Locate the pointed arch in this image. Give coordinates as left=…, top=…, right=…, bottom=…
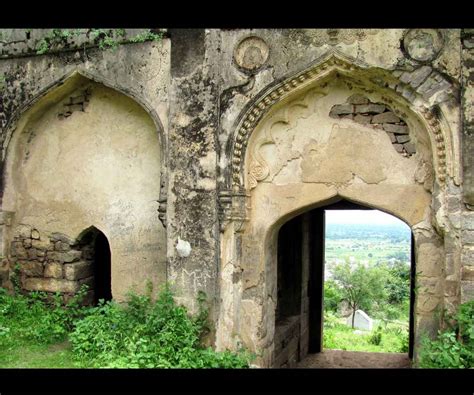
left=75, top=225, right=112, bottom=304
left=225, top=50, right=451, bottom=191
left=0, top=69, right=167, bottom=207
left=1, top=72, right=168, bottom=301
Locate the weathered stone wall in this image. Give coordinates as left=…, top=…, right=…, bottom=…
left=460, top=29, right=474, bottom=303
left=2, top=81, right=166, bottom=301
left=0, top=28, right=471, bottom=367
left=0, top=33, right=170, bottom=301
left=9, top=226, right=94, bottom=303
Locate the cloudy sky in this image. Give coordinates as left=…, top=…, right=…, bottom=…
left=325, top=209, right=407, bottom=226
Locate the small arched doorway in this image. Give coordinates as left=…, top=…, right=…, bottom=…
left=275, top=198, right=415, bottom=367
left=77, top=227, right=112, bottom=304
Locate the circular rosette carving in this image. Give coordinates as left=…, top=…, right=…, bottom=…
left=250, top=160, right=269, bottom=182
left=234, top=36, right=269, bottom=72
left=403, top=29, right=444, bottom=63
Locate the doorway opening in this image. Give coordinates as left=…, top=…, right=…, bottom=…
left=274, top=199, right=415, bottom=368
left=77, top=227, right=112, bottom=304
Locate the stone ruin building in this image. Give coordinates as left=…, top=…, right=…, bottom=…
left=0, top=28, right=473, bottom=368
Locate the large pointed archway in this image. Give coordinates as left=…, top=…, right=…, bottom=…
left=274, top=198, right=415, bottom=367
left=216, top=52, right=451, bottom=367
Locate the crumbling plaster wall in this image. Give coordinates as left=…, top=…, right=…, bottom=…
left=0, top=29, right=471, bottom=366
left=0, top=33, right=170, bottom=299
left=2, top=81, right=165, bottom=300
left=215, top=29, right=466, bottom=366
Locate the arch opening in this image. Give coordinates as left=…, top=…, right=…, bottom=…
left=76, top=227, right=112, bottom=304
left=0, top=74, right=167, bottom=301
left=217, top=54, right=446, bottom=369
left=274, top=199, right=414, bottom=368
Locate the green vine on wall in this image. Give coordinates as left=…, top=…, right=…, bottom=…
left=34, top=29, right=163, bottom=55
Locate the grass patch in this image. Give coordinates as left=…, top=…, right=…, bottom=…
left=323, top=313, right=409, bottom=353
left=0, top=340, right=79, bottom=368
left=0, top=285, right=253, bottom=368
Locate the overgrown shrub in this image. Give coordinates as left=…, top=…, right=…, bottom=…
left=418, top=301, right=474, bottom=368
left=0, top=285, right=90, bottom=347
left=69, top=286, right=253, bottom=368
left=369, top=325, right=383, bottom=346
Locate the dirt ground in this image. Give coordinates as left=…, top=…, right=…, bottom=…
left=296, top=349, right=412, bottom=368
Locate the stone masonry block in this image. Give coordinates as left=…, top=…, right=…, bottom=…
left=355, top=104, right=385, bottom=114
left=27, top=248, right=38, bottom=260
left=23, top=239, right=32, bottom=248
left=461, top=281, right=474, bottom=303
left=393, top=144, right=404, bottom=153
left=329, top=104, right=353, bottom=116
left=444, top=280, right=459, bottom=297
left=50, top=233, right=73, bottom=244
left=417, top=276, right=443, bottom=295
left=11, top=242, right=28, bottom=259
left=55, top=241, right=71, bottom=252
left=32, top=237, right=52, bottom=250
left=463, top=212, right=474, bottom=230
left=372, top=111, right=401, bottom=124
left=461, top=247, right=474, bottom=266
left=19, top=260, right=43, bottom=277
left=16, top=225, right=31, bottom=239
left=354, top=114, right=372, bottom=124
left=396, top=135, right=410, bottom=144
left=64, top=261, right=93, bottom=281
left=462, top=230, right=474, bottom=245
left=462, top=266, right=474, bottom=281
left=44, top=262, right=63, bottom=278
left=382, top=124, right=409, bottom=134
left=23, top=277, right=80, bottom=293
left=47, top=250, right=82, bottom=263
left=404, top=142, right=416, bottom=154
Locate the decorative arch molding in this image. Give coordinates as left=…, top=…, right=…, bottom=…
left=1, top=69, right=168, bottom=224
left=219, top=50, right=454, bottom=231
left=226, top=50, right=450, bottom=191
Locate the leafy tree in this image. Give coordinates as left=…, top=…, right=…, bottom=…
left=331, top=260, right=388, bottom=328
left=324, top=280, right=343, bottom=313
left=375, top=260, right=410, bottom=305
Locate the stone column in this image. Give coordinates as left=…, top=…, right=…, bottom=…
left=462, top=29, right=474, bottom=208
left=461, top=29, right=474, bottom=302
left=166, top=29, right=221, bottom=333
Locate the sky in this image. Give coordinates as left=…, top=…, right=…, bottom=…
left=325, top=209, right=406, bottom=226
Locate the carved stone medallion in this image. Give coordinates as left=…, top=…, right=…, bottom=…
left=403, top=29, right=444, bottom=63
left=234, top=36, right=269, bottom=72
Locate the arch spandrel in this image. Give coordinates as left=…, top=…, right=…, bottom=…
left=226, top=50, right=451, bottom=195
left=1, top=69, right=167, bottom=168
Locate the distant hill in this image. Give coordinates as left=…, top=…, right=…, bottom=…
left=326, top=223, right=411, bottom=242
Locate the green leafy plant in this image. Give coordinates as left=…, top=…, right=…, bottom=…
left=69, top=285, right=253, bottom=368
left=418, top=301, right=474, bottom=368
left=369, top=325, right=383, bottom=346
left=90, top=29, right=126, bottom=51
left=35, top=29, right=82, bottom=55
left=129, top=29, right=163, bottom=43
left=33, top=28, right=163, bottom=55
